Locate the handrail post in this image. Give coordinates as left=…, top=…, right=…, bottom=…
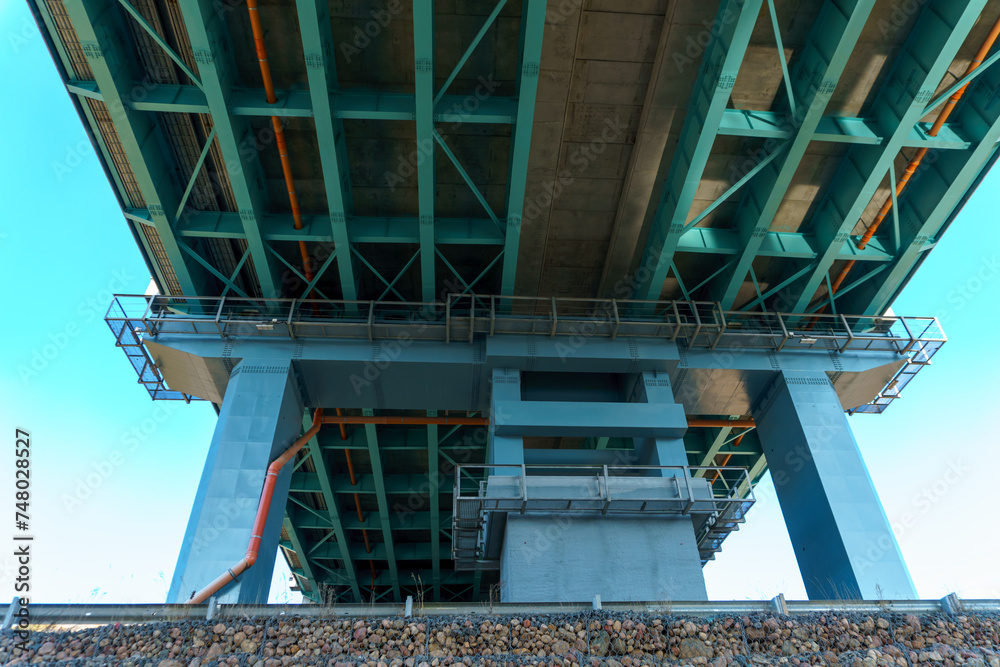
left=367, top=301, right=374, bottom=342
left=490, top=295, right=496, bottom=336
left=287, top=299, right=298, bottom=340
left=776, top=313, right=790, bottom=352
left=898, top=316, right=916, bottom=354
left=710, top=302, right=727, bottom=350
left=550, top=297, right=558, bottom=336
left=446, top=297, right=452, bottom=343
left=214, top=295, right=227, bottom=338
left=611, top=299, right=620, bottom=339
left=838, top=314, right=853, bottom=353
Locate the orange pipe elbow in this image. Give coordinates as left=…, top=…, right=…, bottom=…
left=186, top=408, right=324, bottom=605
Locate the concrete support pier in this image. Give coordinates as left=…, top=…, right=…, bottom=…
left=492, top=370, right=707, bottom=602
left=167, top=360, right=304, bottom=603
left=754, top=371, right=917, bottom=600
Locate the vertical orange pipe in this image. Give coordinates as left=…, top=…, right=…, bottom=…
left=245, top=0, right=313, bottom=283
left=340, top=417, right=375, bottom=594
left=826, top=14, right=1000, bottom=302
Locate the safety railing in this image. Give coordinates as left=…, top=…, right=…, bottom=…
left=105, top=294, right=945, bottom=409
left=451, top=464, right=755, bottom=569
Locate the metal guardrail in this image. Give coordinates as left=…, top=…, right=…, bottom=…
left=451, top=464, right=755, bottom=570
left=4, top=597, right=998, bottom=627
left=105, top=294, right=946, bottom=411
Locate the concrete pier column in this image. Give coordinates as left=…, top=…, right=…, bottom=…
left=631, top=371, right=688, bottom=471
left=496, top=370, right=706, bottom=603
left=489, top=368, right=524, bottom=472
left=754, top=371, right=916, bottom=600
left=167, top=360, right=304, bottom=603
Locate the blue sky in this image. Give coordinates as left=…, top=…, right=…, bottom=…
left=2, top=0, right=998, bottom=604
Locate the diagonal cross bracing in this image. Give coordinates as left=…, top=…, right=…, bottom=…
left=302, top=414, right=362, bottom=602
left=790, top=0, right=990, bottom=313
left=849, top=56, right=1000, bottom=315
left=295, top=0, right=357, bottom=302
left=281, top=516, right=322, bottom=602
left=712, top=0, right=877, bottom=309
left=176, top=0, right=281, bottom=298
left=632, top=0, right=765, bottom=301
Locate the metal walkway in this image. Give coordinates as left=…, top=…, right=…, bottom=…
left=451, top=465, right=756, bottom=570
left=106, top=294, right=945, bottom=412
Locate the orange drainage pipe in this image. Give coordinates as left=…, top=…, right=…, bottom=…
left=322, top=415, right=489, bottom=426
left=687, top=418, right=755, bottom=429
left=338, top=412, right=376, bottom=596
left=710, top=432, right=746, bottom=484
left=827, top=13, right=1000, bottom=300
left=186, top=409, right=324, bottom=604
left=245, top=0, right=313, bottom=283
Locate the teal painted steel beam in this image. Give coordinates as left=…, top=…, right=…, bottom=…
left=500, top=0, right=548, bottom=296
left=633, top=0, right=764, bottom=301
left=163, top=208, right=895, bottom=259
left=115, top=0, right=202, bottom=89
left=718, top=109, right=973, bottom=149
left=66, top=79, right=519, bottom=122
left=280, top=518, right=322, bottom=602
left=168, top=211, right=506, bottom=245
left=713, top=0, right=876, bottom=309
left=435, top=0, right=509, bottom=105
left=848, top=57, right=1000, bottom=315
left=362, top=410, right=401, bottom=600
left=178, top=241, right=250, bottom=298
left=297, top=509, right=435, bottom=531
left=428, top=413, right=441, bottom=603
left=315, top=569, right=476, bottom=589
left=677, top=227, right=894, bottom=261
left=306, top=541, right=450, bottom=562
left=63, top=0, right=203, bottom=295
left=295, top=0, right=357, bottom=301
left=300, top=413, right=362, bottom=602
left=174, top=127, right=216, bottom=223
left=414, top=0, right=436, bottom=302
left=176, top=0, right=281, bottom=297
left=434, top=131, right=502, bottom=230
left=791, top=0, right=989, bottom=312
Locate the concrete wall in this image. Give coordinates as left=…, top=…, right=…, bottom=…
left=500, top=514, right=708, bottom=603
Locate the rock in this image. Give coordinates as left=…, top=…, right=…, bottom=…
left=593, top=630, right=611, bottom=657
left=213, top=624, right=226, bottom=635
left=242, top=640, right=257, bottom=653
left=38, top=642, right=56, bottom=655
left=157, top=661, right=183, bottom=667
left=207, top=643, right=224, bottom=658
left=679, top=638, right=713, bottom=660
left=188, top=659, right=202, bottom=667
left=552, top=640, right=571, bottom=655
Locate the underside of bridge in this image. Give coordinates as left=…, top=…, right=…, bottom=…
left=34, top=0, right=995, bottom=603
